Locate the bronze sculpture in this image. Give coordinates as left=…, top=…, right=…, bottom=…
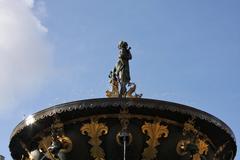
left=106, top=41, right=142, bottom=98
left=115, top=41, right=132, bottom=96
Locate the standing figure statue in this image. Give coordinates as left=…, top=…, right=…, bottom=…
left=115, top=41, right=132, bottom=96
left=106, top=41, right=142, bottom=98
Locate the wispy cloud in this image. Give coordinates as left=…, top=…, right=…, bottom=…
left=0, top=0, right=53, bottom=116
left=34, top=0, right=48, bottom=20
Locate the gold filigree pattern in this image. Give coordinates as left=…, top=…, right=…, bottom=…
left=176, top=119, right=209, bottom=160
left=37, top=118, right=72, bottom=160
left=38, top=135, right=72, bottom=160
left=141, top=122, right=169, bottom=160
left=197, top=139, right=208, bottom=155
left=192, top=139, right=208, bottom=160
left=183, top=119, right=198, bottom=135
left=106, top=81, right=142, bottom=98
left=106, top=78, right=119, bottom=98
left=80, top=120, right=108, bottom=160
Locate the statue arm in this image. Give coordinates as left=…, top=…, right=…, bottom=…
left=128, top=49, right=132, bottom=60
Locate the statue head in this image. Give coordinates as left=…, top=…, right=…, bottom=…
left=118, top=41, right=128, bottom=49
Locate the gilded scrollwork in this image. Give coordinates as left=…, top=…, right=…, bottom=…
left=141, top=121, right=169, bottom=160
left=106, top=75, right=142, bottom=98
left=176, top=119, right=209, bottom=160
left=37, top=118, right=72, bottom=160
left=38, top=134, right=72, bottom=160
left=106, top=70, right=119, bottom=98
left=183, top=119, right=198, bottom=135
left=192, top=139, right=208, bottom=160
left=196, top=138, right=208, bottom=155
left=80, top=120, right=108, bottom=160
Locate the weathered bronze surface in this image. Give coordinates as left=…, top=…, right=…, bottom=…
left=115, top=41, right=132, bottom=96
left=106, top=41, right=142, bottom=98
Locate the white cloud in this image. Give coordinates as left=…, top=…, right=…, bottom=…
left=0, top=0, right=53, bottom=116
left=23, top=0, right=34, bottom=8
left=34, top=0, right=48, bottom=20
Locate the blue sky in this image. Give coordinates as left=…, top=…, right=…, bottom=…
left=0, top=0, right=239, bottom=159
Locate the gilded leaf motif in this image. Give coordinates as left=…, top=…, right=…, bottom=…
left=80, top=121, right=108, bottom=160
left=141, top=122, right=169, bottom=160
